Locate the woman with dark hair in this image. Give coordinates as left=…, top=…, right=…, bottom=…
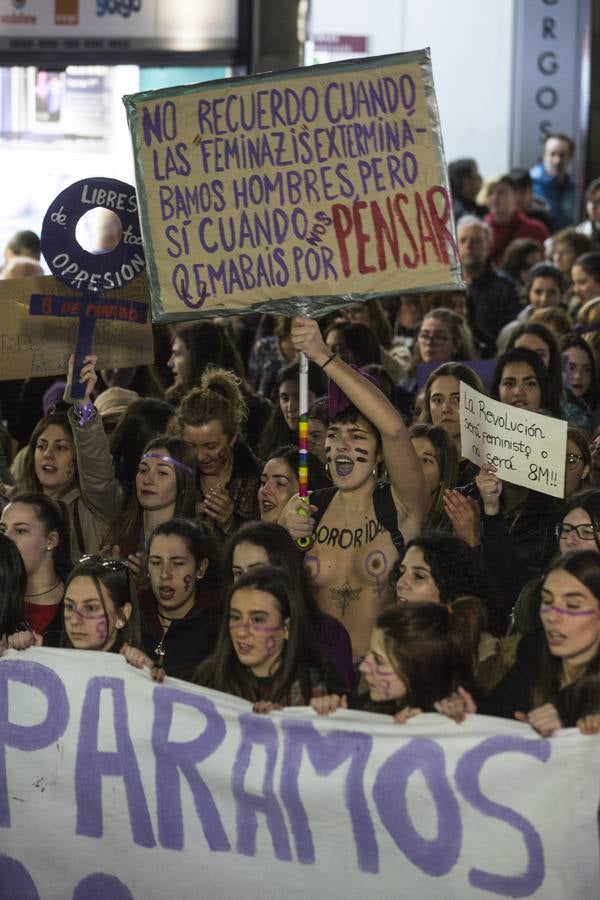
left=407, top=423, right=459, bottom=531
left=109, top=398, right=175, bottom=507
left=0, top=492, right=71, bottom=640
left=496, top=263, right=567, bottom=352
left=508, top=324, right=593, bottom=431
left=167, top=320, right=245, bottom=394
left=511, top=488, right=600, bottom=637
left=9, top=555, right=141, bottom=652
left=0, top=533, right=27, bottom=639
left=258, top=445, right=329, bottom=524
left=123, top=518, right=220, bottom=681
left=564, top=425, right=592, bottom=497
left=391, top=532, right=506, bottom=636
left=176, top=367, right=261, bottom=535
left=490, top=347, right=561, bottom=417
left=407, top=308, right=477, bottom=392
left=282, top=317, right=426, bottom=659
left=485, top=550, right=600, bottom=735
left=15, top=408, right=115, bottom=560
left=225, top=522, right=353, bottom=689
left=507, top=322, right=563, bottom=400
left=312, top=598, right=482, bottom=723
left=58, top=347, right=196, bottom=570
left=571, top=252, right=600, bottom=313
left=257, top=361, right=324, bottom=458
left=419, top=362, right=486, bottom=488
left=194, top=565, right=338, bottom=707
left=107, top=434, right=197, bottom=564
left=561, top=333, right=600, bottom=421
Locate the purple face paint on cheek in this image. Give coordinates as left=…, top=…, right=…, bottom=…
left=183, top=574, right=192, bottom=592
left=95, top=618, right=108, bottom=642
left=541, top=606, right=599, bottom=618
left=374, top=665, right=397, bottom=699
left=354, top=446, right=369, bottom=463
left=264, top=634, right=277, bottom=656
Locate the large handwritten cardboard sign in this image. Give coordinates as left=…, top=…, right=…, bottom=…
left=123, top=49, right=463, bottom=322
left=0, top=273, right=154, bottom=380
left=1, top=648, right=599, bottom=899
left=460, top=383, right=568, bottom=498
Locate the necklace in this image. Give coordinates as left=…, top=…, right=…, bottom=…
left=25, top=581, right=61, bottom=598
left=157, top=610, right=178, bottom=623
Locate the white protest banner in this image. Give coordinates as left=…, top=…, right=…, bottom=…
left=123, top=49, right=464, bottom=322
left=460, top=382, right=568, bottom=499
left=1, top=648, right=599, bottom=900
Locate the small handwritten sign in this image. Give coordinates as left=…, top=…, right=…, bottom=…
left=460, top=382, right=568, bottom=498
left=123, top=49, right=463, bottom=322
left=0, top=273, right=153, bottom=381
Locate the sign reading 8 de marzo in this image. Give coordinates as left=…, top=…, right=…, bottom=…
left=124, top=48, right=464, bottom=322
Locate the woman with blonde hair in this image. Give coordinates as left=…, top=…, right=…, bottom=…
left=177, top=367, right=262, bottom=535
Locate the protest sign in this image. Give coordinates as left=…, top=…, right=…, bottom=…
left=0, top=273, right=153, bottom=380
left=123, top=49, right=464, bottom=323
left=1, top=648, right=599, bottom=900
left=460, top=382, right=567, bottom=498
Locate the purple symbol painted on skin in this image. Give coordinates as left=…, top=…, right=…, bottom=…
left=183, top=573, right=192, bottom=592
left=373, top=665, right=396, bottom=699
left=365, top=550, right=388, bottom=603
left=365, top=550, right=386, bottom=578
left=264, top=634, right=277, bottom=656
left=94, top=618, right=108, bottom=643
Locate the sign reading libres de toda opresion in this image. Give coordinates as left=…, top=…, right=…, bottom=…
left=123, top=49, right=463, bottom=322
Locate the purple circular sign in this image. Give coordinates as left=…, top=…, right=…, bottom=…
left=41, top=177, right=145, bottom=293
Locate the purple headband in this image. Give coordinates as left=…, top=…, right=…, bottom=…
left=327, top=364, right=380, bottom=418
left=141, top=453, right=194, bottom=477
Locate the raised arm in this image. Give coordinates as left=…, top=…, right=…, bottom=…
left=290, top=316, right=426, bottom=532
left=64, top=354, right=121, bottom=524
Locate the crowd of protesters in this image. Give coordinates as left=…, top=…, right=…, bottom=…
left=1, top=134, right=600, bottom=736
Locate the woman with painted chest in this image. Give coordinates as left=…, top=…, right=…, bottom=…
left=283, top=317, right=426, bottom=660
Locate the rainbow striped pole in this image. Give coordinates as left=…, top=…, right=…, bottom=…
left=297, top=350, right=311, bottom=549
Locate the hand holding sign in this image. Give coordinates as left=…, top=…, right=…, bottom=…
left=475, top=465, right=503, bottom=516
left=63, top=353, right=97, bottom=406
left=460, top=382, right=567, bottom=499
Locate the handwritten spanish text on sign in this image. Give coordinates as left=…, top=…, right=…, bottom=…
left=0, top=274, right=154, bottom=381
left=2, top=648, right=599, bottom=899
left=460, top=382, right=568, bottom=498
left=124, top=49, right=463, bottom=322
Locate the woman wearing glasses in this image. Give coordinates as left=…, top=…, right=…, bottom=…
left=494, top=485, right=600, bottom=640
left=8, top=555, right=141, bottom=653
left=564, top=425, right=592, bottom=497
left=402, top=308, right=478, bottom=395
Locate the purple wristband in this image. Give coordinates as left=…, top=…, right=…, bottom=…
left=72, top=401, right=96, bottom=427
